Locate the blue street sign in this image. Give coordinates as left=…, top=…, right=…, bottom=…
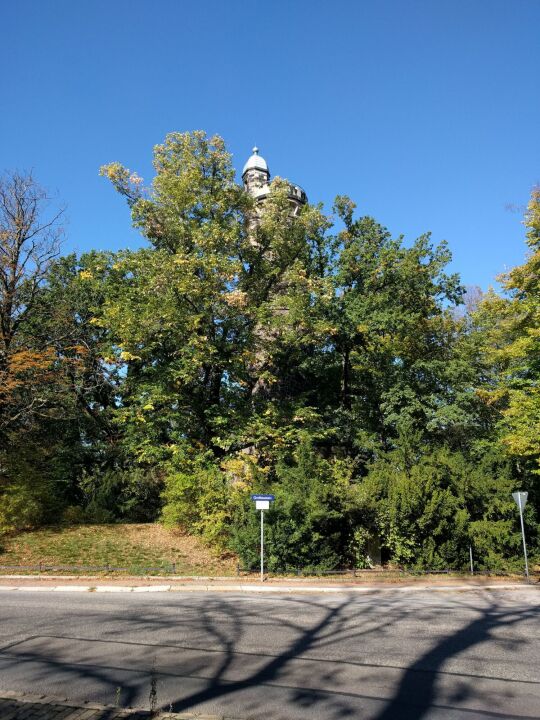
left=251, top=494, right=275, bottom=501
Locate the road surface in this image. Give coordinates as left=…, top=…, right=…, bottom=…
left=0, top=588, right=539, bottom=719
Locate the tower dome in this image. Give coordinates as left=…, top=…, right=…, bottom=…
left=242, top=147, right=269, bottom=177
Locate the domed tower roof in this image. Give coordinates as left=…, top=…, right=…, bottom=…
left=242, top=147, right=269, bottom=177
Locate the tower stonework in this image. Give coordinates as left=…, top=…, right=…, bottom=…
left=241, top=147, right=307, bottom=218
left=240, top=147, right=308, bottom=400
left=242, top=147, right=270, bottom=199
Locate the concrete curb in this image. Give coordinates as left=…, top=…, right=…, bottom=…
left=0, top=582, right=537, bottom=594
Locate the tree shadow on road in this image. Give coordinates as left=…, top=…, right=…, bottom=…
left=372, top=592, right=540, bottom=720
left=1, top=590, right=539, bottom=719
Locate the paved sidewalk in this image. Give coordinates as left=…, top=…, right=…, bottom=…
left=0, top=575, right=537, bottom=593
left=0, top=692, right=230, bottom=719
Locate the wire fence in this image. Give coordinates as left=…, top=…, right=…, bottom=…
left=234, top=564, right=534, bottom=578
left=0, top=563, right=181, bottom=574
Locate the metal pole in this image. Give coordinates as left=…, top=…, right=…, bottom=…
left=260, top=510, right=264, bottom=582
left=518, top=493, right=530, bottom=581
left=469, top=545, right=474, bottom=575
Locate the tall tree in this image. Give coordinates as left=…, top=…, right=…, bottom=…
left=0, top=171, right=64, bottom=436
left=100, top=132, right=331, bottom=466
left=0, top=172, right=70, bottom=531
left=477, top=188, right=540, bottom=474
left=99, top=132, right=250, bottom=462
left=327, top=196, right=467, bottom=457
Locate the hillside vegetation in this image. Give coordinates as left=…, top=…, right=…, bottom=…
left=1, top=132, right=539, bottom=572
left=0, top=524, right=237, bottom=575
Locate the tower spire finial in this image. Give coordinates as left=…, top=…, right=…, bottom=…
left=242, top=147, right=268, bottom=178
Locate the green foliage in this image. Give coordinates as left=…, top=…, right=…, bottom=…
left=476, top=190, right=540, bottom=472
left=161, top=453, right=235, bottom=552
left=0, top=448, right=56, bottom=533
left=2, top=135, right=539, bottom=575
left=468, top=520, right=521, bottom=572
left=328, top=200, right=469, bottom=454
left=0, top=482, right=45, bottom=534
left=362, top=445, right=468, bottom=568
left=360, top=440, right=529, bottom=569
left=231, top=441, right=364, bottom=571
left=80, top=467, right=164, bottom=523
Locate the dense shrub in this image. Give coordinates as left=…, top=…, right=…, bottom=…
left=231, top=442, right=366, bottom=571
left=0, top=450, right=56, bottom=533
left=80, top=467, right=164, bottom=522
left=161, top=455, right=236, bottom=552
left=359, top=444, right=534, bottom=570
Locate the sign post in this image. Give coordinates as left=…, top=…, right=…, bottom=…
left=260, top=507, right=264, bottom=581
left=512, top=491, right=529, bottom=581
left=251, top=494, right=275, bottom=582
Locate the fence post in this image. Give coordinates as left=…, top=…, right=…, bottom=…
left=171, top=562, right=176, bottom=574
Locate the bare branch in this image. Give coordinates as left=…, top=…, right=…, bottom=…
left=0, top=170, right=65, bottom=355
left=0, top=171, right=65, bottom=433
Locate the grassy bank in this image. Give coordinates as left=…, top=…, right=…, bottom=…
left=0, top=524, right=535, bottom=581
left=0, top=523, right=237, bottom=575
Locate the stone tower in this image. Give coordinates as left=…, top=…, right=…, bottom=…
left=241, top=147, right=308, bottom=399
left=242, top=147, right=307, bottom=218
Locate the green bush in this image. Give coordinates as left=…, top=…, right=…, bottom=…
left=61, top=505, right=88, bottom=525
left=80, top=467, right=163, bottom=522
left=161, top=455, right=234, bottom=552
left=231, top=442, right=365, bottom=571
left=0, top=449, right=56, bottom=533
left=0, top=482, right=45, bottom=533
left=359, top=443, right=538, bottom=570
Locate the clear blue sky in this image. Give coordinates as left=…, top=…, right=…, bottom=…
left=1, top=0, right=539, bottom=290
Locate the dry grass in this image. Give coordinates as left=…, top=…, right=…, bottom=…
left=0, top=523, right=237, bottom=575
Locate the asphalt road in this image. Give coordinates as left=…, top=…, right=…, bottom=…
left=0, top=588, right=539, bottom=719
